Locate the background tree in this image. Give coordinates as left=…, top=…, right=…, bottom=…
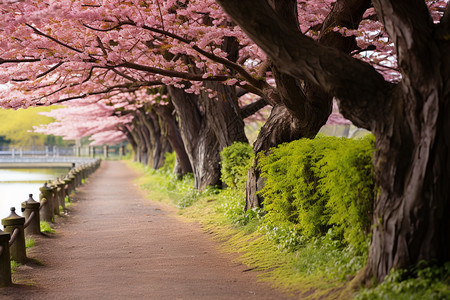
left=0, top=106, right=66, bottom=147
left=0, top=0, right=261, bottom=187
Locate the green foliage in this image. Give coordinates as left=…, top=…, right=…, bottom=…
left=132, top=150, right=448, bottom=299
left=0, top=106, right=66, bottom=147
left=259, top=135, right=375, bottom=254
left=25, top=237, right=35, bottom=248
left=133, top=162, right=202, bottom=208
left=161, top=151, right=176, bottom=174
left=215, top=189, right=263, bottom=229
left=40, top=221, right=55, bottom=233
left=10, top=260, right=20, bottom=273
left=356, top=262, right=450, bottom=300
left=220, top=142, right=254, bottom=189
left=319, top=137, right=374, bottom=251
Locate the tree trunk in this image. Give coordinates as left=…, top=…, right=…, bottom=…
left=202, top=81, right=248, bottom=148
left=168, top=86, right=222, bottom=189
left=141, top=110, right=165, bottom=169
left=168, top=77, right=249, bottom=190
left=129, top=120, right=148, bottom=166
left=245, top=103, right=329, bottom=209
left=153, top=103, right=193, bottom=175
left=136, top=112, right=154, bottom=167
left=365, top=82, right=450, bottom=281
left=123, top=126, right=138, bottom=162
left=246, top=63, right=332, bottom=209
left=157, top=122, right=173, bottom=170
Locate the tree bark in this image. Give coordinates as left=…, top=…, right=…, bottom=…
left=136, top=111, right=154, bottom=167
left=202, top=81, right=248, bottom=148
left=363, top=0, right=450, bottom=281
left=123, top=126, right=138, bottom=162
left=244, top=0, right=367, bottom=209
left=366, top=83, right=450, bottom=280
left=168, top=86, right=222, bottom=189
left=129, top=118, right=148, bottom=165
left=216, top=0, right=450, bottom=282
left=168, top=80, right=248, bottom=189
left=142, top=109, right=165, bottom=169
left=153, top=103, right=193, bottom=175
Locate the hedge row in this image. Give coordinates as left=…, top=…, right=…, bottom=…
left=258, top=135, right=375, bottom=252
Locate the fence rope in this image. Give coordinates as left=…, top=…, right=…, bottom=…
left=23, top=211, right=36, bottom=229
left=8, top=228, right=20, bottom=247
left=39, top=198, right=47, bottom=210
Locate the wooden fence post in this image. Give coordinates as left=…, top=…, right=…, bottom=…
left=2, top=208, right=26, bottom=263
left=0, top=230, right=11, bottom=286
left=40, top=183, right=54, bottom=222
left=22, top=194, right=41, bottom=235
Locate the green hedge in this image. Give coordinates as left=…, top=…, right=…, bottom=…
left=220, top=142, right=254, bottom=189
left=258, top=135, right=375, bottom=253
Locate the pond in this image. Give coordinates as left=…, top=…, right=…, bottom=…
left=0, top=168, right=69, bottom=220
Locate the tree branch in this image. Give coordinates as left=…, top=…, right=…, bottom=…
left=84, top=21, right=267, bottom=91
left=26, top=24, right=83, bottom=53
left=36, top=82, right=159, bottom=105
left=216, top=0, right=390, bottom=127
left=0, top=57, right=40, bottom=64
left=12, top=61, right=64, bottom=82
left=240, top=97, right=268, bottom=119
left=372, top=0, right=440, bottom=87
left=119, top=61, right=230, bottom=82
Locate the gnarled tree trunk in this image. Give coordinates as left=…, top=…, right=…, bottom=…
left=202, top=81, right=248, bottom=148
left=216, top=0, right=450, bottom=282
left=169, top=82, right=248, bottom=189
left=129, top=118, right=149, bottom=166
left=365, top=85, right=450, bottom=281
left=242, top=0, right=365, bottom=209
left=153, top=102, right=193, bottom=175
left=168, top=86, right=222, bottom=189
left=123, top=125, right=138, bottom=162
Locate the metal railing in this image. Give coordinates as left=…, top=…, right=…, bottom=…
left=0, top=145, right=127, bottom=160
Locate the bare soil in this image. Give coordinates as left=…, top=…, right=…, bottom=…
left=0, top=161, right=293, bottom=299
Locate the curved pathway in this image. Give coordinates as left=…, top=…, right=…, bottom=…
left=1, top=161, right=291, bottom=299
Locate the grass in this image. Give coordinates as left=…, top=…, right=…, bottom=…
left=40, top=221, right=55, bottom=233
left=10, top=260, right=20, bottom=273
left=355, top=263, right=450, bottom=300
left=25, top=237, right=35, bottom=248
left=129, top=162, right=357, bottom=298
left=129, top=161, right=450, bottom=299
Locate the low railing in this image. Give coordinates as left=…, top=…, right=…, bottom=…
left=0, top=159, right=101, bottom=286
left=0, top=145, right=126, bottom=159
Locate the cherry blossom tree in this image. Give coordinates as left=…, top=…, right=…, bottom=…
left=216, top=0, right=450, bottom=282
left=0, top=0, right=376, bottom=192
left=0, top=0, right=255, bottom=187
left=4, top=0, right=442, bottom=283
left=36, top=88, right=194, bottom=174
left=35, top=100, right=130, bottom=145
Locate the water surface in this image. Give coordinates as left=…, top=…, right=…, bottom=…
left=0, top=168, right=69, bottom=219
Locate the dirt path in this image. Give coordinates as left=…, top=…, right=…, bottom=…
left=0, top=161, right=292, bottom=299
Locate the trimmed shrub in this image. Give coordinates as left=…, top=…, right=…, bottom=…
left=220, top=142, right=254, bottom=189
left=258, top=135, right=375, bottom=253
